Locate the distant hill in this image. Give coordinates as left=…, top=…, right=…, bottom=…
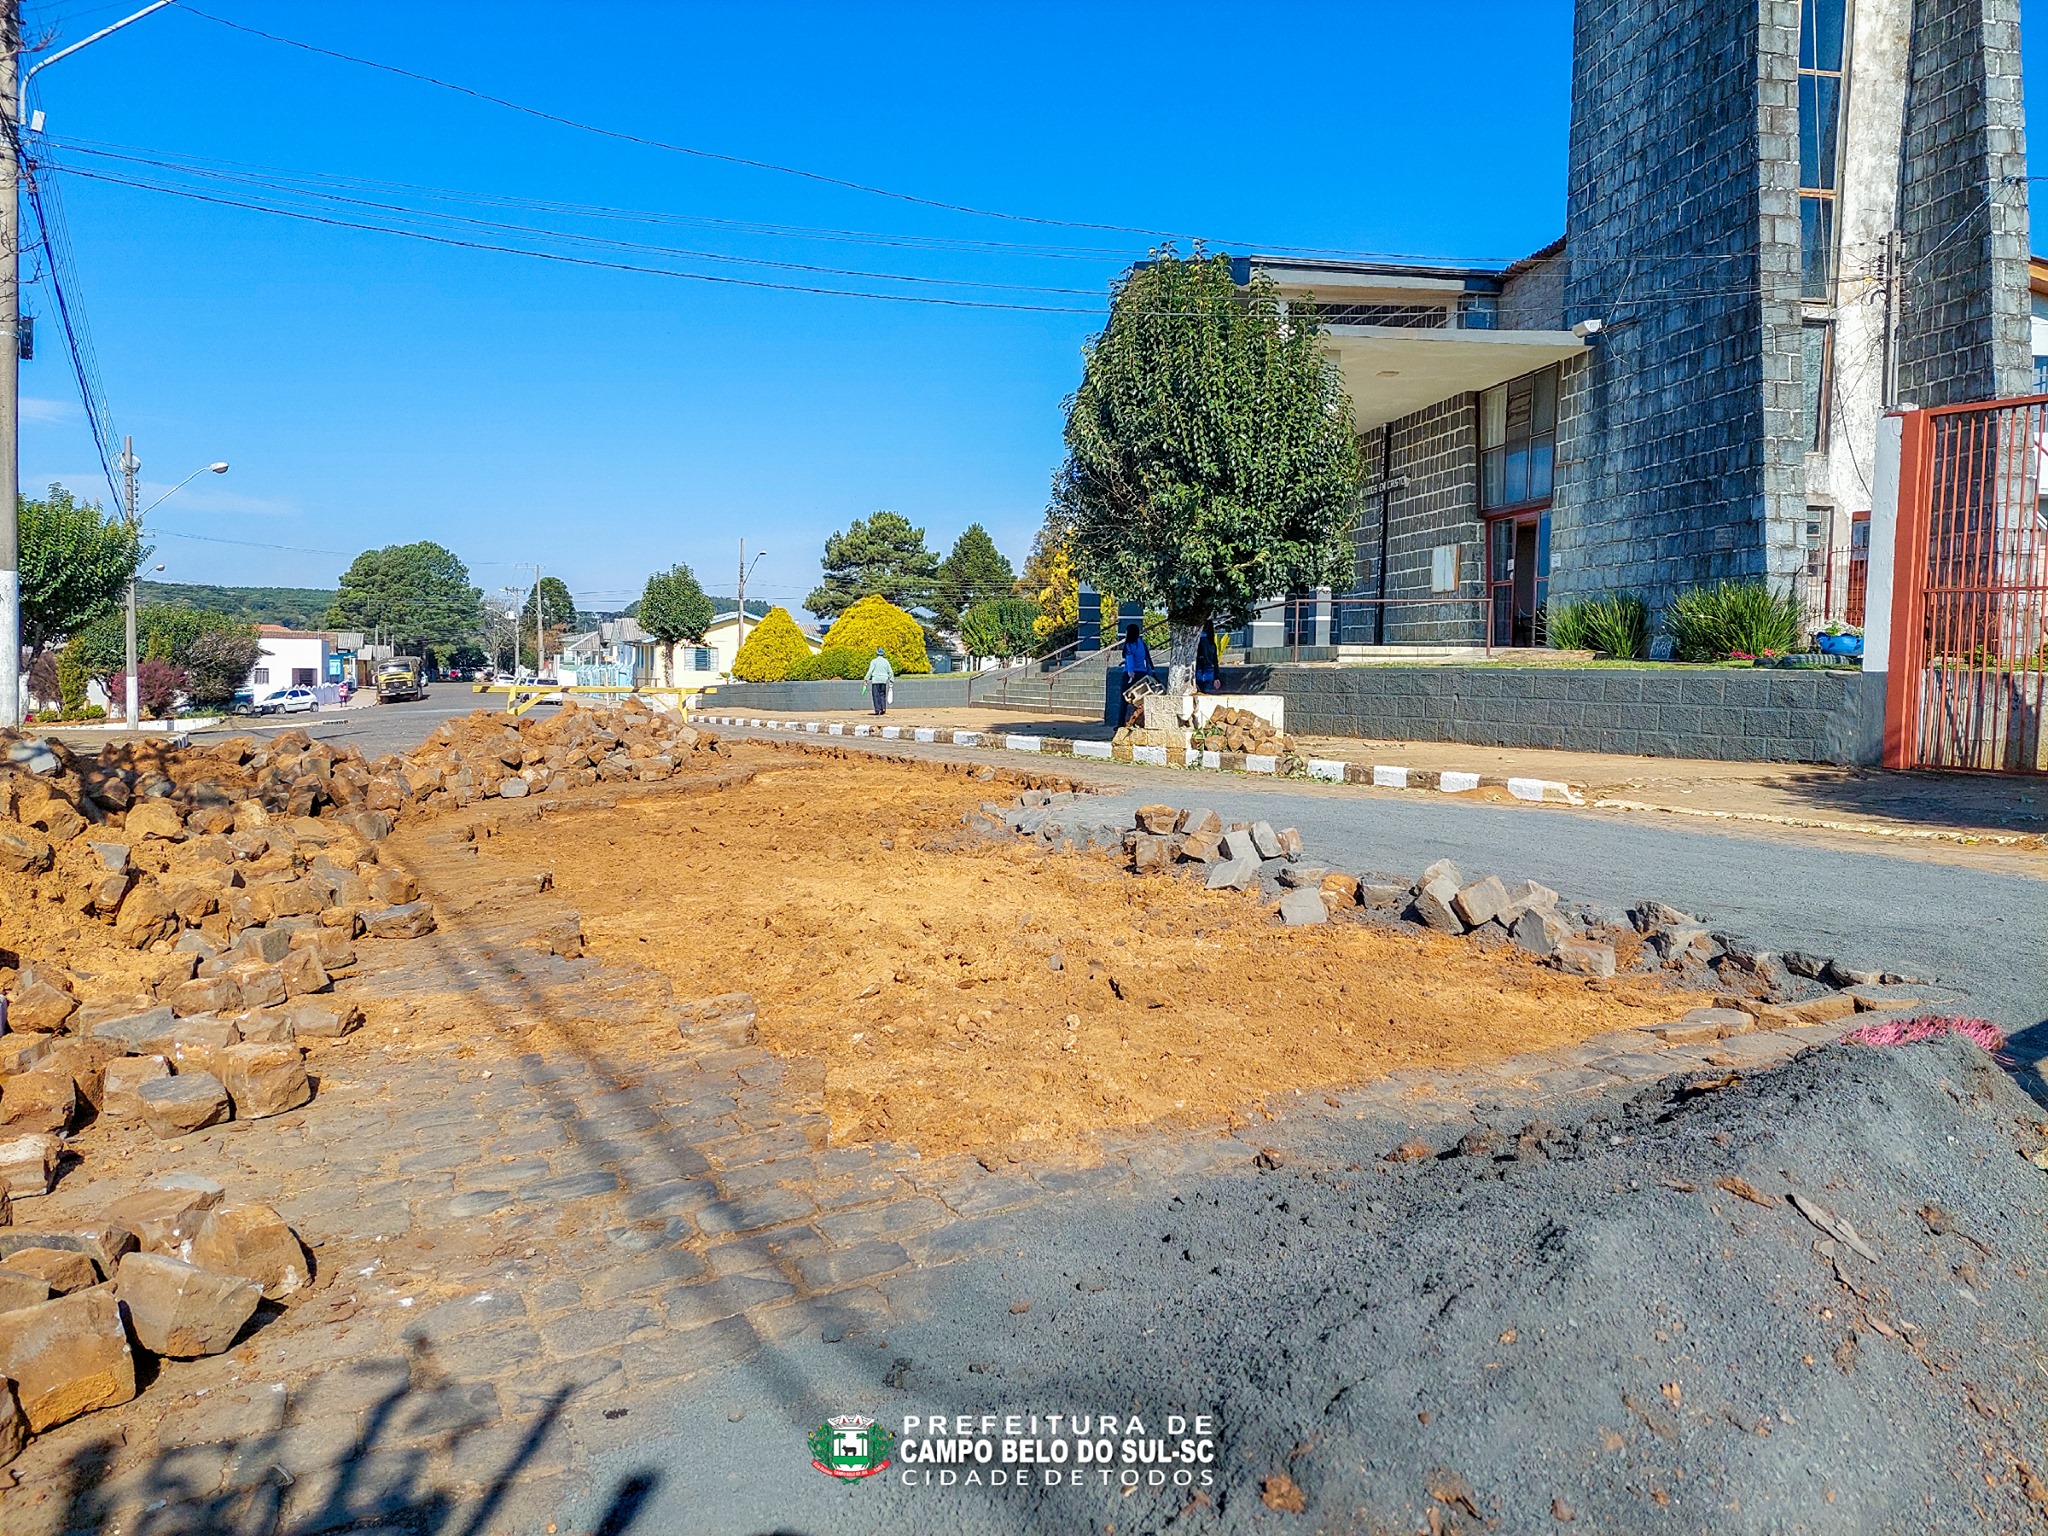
left=136, top=581, right=337, bottom=629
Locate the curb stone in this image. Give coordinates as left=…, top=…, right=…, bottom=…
left=691, top=713, right=1583, bottom=804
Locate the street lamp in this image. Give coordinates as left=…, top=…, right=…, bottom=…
left=737, top=541, right=767, bottom=652
left=0, top=1, right=177, bottom=727
left=119, top=447, right=227, bottom=730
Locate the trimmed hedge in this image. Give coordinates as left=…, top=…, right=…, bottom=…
left=819, top=594, right=930, bottom=675
left=730, top=606, right=815, bottom=682
left=790, top=646, right=872, bottom=681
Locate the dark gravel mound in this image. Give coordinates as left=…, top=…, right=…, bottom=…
left=972, top=1037, right=2048, bottom=1534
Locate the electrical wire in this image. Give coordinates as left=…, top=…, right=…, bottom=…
left=49, top=160, right=1111, bottom=313
left=172, top=2, right=1196, bottom=241
left=10, top=117, right=125, bottom=507
left=42, top=141, right=1112, bottom=296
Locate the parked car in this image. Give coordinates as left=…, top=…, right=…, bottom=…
left=255, top=687, right=320, bottom=715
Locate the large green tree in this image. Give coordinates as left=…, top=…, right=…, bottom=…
left=805, top=510, right=940, bottom=621
left=326, top=541, right=482, bottom=653
left=19, top=485, right=141, bottom=660
left=521, top=576, right=577, bottom=635
left=637, top=563, right=714, bottom=644
left=932, top=523, right=1016, bottom=632
left=1051, top=254, right=1360, bottom=692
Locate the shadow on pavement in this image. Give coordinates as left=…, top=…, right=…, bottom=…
left=1764, top=766, right=2047, bottom=837
left=37, top=1341, right=658, bottom=1536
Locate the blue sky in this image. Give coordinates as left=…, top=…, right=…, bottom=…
left=11, top=2, right=2036, bottom=618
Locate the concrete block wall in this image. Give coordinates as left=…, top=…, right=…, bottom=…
left=1499, top=246, right=1570, bottom=331
left=1266, top=664, right=1886, bottom=765
left=1555, top=0, right=1808, bottom=616
left=1897, top=0, right=2033, bottom=405
left=1364, top=398, right=1488, bottom=645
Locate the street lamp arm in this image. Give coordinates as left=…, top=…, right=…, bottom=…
left=19, top=2, right=172, bottom=120
left=136, top=459, right=228, bottom=519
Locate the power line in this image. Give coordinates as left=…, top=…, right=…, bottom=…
left=42, top=140, right=1112, bottom=296
left=49, top=160, right=1110, bottom=313
left=172, top=2, right=1194, bottom=241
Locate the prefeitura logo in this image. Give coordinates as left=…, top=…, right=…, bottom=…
left=809, top=1414, right=897, bottom=1480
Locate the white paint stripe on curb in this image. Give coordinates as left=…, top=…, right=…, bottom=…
left=1509, top=776, right=1583, bottom=804
left=724, top=712, right=1584, bottom=806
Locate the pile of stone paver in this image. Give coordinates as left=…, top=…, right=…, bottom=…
left=0, top=701, right=727, bottom=1475
left=992, top=791, right=1924, bottom=1040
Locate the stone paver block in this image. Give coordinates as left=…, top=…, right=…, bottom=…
left=659, top=1273, right=795, bottom=1330
left=2, top=1248, right=97, bottom=1295
left=101, top=1055, right=172, bottom=1120
left=792, top=1241, right=910, bottom=1291
left=137, top=1072, right=232, bottom=1137
left=0, top=1133, right=59, bottom=1198
left=0, top=1067, right=75, bottom=1136
left=1276, top=888, right=1327, bottom=926
left=188, top=1204, right=311, bottom=1301
left=0, top=1288, right=136, bottom=1430
left=536, top=1302, right=660, bottom=1358
left=116, top=1252, right=262, bottom=1357
left=103, top=1183, right=224, bottom=1258
left=216, top=1043, right=313, bottom=1119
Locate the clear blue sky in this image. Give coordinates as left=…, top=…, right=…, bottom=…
left=13, top=2, right=2040, bottom=618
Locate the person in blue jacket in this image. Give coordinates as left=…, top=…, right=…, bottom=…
left=1120, top=623, right=1156, bottom=725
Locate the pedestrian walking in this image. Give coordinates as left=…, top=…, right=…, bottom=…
left=1120, top=622, right=1156, bottom=726
left=1196, top=623, right=1221, bottom=694
left=865, top=646, right=894, bottom=716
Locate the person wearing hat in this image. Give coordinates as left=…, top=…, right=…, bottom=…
left=865, top=646, right=894, bottom=716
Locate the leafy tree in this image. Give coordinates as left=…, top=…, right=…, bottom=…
left=446, top=642, right=488, bottom=672
left=789, top=646, right=871, bottom=681
left=638, top=564, right=715, bottom=644
left=521, top=576, right=577, bottom=635
left=932, top=524, right=1016, bottom=632
left=730, top=606, right=814, bottom=681
left=136, top=657, right=186, bottom=719
left=184, top=629, right=263, bottom=707
left=1029, top=535, right=1081, bottom=650
left=819, top=594, right=931, bottom=674
left=960, top=596, right=1041, bottom=659
left=326, top=542, right=483, bottom=653
left=805, top=511, right=941, bottom=621
left=19, top=484, right=142, bottom=661
left=1051, top=253, right=1360, bottom=692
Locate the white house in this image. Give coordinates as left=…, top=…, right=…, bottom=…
left=251, top=627, right=333, bottom=698
left=664, top=610, right=819, bottom=684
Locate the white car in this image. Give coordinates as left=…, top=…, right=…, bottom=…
left=256, top=687, right=320, bottom=715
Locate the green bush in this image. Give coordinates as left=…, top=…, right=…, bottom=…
left=819, top=594, right=930, bottom=675
left=730, top=607, right=815, bottom=682
left=1664, top=581, right=1804, bottom=662
left=1545, top=593, right=1648, bottom=658
left=56, top=639, right=89, bottom=712
left=959, top=596, right=1041, bottom=659
left=789, top=646, right=872, bottom=681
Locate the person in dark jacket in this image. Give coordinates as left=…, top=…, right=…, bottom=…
left=1120, top=623, right=1156, bottom=725
left=1195, top=623, right=1221, bottom=694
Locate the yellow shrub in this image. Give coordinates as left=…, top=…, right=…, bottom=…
left=730, top=607, right=815, bottom=681
left=819, top=595, right=930, bottom=674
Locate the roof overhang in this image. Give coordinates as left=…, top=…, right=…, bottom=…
left=1321, top=325, right=1586, bottom=432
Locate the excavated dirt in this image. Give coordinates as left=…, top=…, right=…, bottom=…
left=472, top=745, right=1682, bottom=1157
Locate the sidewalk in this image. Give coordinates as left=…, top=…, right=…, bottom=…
left=694, top=701, right=2047, bottom=852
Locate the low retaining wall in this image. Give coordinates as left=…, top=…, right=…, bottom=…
left=697, top=675, right=976, bottom=713
left=1253, top=664, right=1887, bottom=765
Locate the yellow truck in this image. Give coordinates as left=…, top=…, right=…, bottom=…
left=375, top=659, right=426, bottom=703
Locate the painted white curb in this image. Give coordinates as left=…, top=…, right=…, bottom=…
left=706, top=712, right=1585, bottom=804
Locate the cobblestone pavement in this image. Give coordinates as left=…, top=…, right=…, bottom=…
left=0, top=770, right=1912, bottom=1536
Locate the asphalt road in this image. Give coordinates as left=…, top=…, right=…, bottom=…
left=192, top=693, right=528, bottom=758
left=715, top=726, right=2048, bottom=1037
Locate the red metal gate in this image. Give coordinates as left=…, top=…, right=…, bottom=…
left=1885, top=399, right=2048, bottom=773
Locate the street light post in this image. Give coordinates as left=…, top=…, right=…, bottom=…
left=0, top=0, right=174, bottom=728
left=736, top=539, right=766, bottom=653
left=118, top=445, right=226, bottom=730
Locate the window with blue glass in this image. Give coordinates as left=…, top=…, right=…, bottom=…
left=1798, top=0, right=1846, bottom=299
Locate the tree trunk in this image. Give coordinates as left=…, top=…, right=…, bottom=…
left=1166, top=621, right=1201, bottom=706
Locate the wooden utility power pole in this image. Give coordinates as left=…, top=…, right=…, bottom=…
left=0, top=0, right=20, bottom=728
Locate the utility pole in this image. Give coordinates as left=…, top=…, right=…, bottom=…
left=0, top=0, right=19, bottom=729
left=120, top=435, right=138, bottom=728
left=1880, top=227, right=1903, bottom=410
left=736, top=539, right=766, bottom=654
left=525, top=562, right=544, bottom=679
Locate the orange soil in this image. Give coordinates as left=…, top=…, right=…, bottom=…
left=483, top=746, right=1681, bottom=1157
